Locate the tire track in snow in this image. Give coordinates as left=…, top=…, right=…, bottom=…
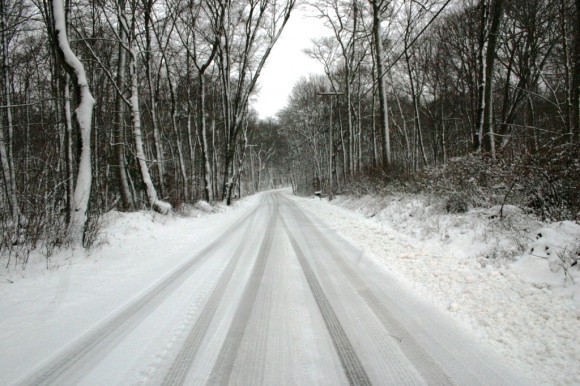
left=207, top=197, right=279, bottom=386
left=281, top=195, right=456, bottom=386
left=16, top=198, right=263, bottom=386
left=161, top=210, right=259, bottom=385
left=280, top=216, right=372, bottom=386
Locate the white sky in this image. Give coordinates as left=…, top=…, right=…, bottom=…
left=252, top=5, right=330, bottom=120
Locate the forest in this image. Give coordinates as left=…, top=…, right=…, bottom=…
left=1, top=0, right=579, bottom=262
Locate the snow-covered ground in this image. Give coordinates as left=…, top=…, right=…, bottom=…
left=0, top=195, right=260, bottom=385
left=1, top=190, right=578, bottom=385
left=295, top=193, right=580, bottom=385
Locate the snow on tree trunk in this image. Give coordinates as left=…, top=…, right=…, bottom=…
left=64, top=73, right=75, bottom=224
left=129, top=45, right=171, bottom=215
left=51, top=0, right=95, bottom=244
left=199, top=75, right=213, bottom=202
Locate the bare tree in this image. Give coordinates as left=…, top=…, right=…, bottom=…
left=125, top=0, right=171, bottom=214
left=218, top=0, right=297, bottom=204
left=114, top=0, right=134, bottom=210
left=0, top=0, right=26, bottom=230
left=475, top=0, right=504, bottom=158
left=49, top=0, right=96, bottom=243
left=573, top=0, right=580, bottom=143
left=171, top=0, right=225, bottom=202
left=368, top=0, right=391, bottom=168
left=141, top=0, right=167, bottom=198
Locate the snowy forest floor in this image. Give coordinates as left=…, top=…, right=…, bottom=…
left=0, top=190, right=578, bottom=385
left=295, top=193, right=580, bottom=385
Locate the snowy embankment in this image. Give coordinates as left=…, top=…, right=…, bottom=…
left=0, top=196, right=259, bottom=385
left=295, top=193, right=580, bottom=386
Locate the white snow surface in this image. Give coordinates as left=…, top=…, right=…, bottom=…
left=0, top=197, right=258, bottom=385
left=1, top=191, right=578, bottom=385
left=296, top=193, right=580, bottom=385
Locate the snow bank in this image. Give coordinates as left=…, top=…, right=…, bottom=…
left=513, top=221, right=580, bottom=298
left=296, top=193, right=580, bottom=385
left=194, top=200, right=215, bottom=213
left=175, top=200, right=217, bottom=217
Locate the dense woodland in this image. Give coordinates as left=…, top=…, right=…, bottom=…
left=279, top=0, right=579, bottom=198
left=1, top=0, right=579, bottom=262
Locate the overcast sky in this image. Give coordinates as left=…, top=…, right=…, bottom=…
left=251, top=5, right=330, bottom=120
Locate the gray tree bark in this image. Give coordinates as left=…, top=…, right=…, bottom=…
left=370, top=0, right=391, bottom=169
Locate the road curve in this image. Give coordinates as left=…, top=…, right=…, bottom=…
left=17, top=191, right=527, bottom=386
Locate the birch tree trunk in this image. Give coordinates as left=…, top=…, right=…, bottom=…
left=63, top=73, right=74, bottom=223
left=143, top=1, right=166, bottom=197
left=50, top=0, right=96, bottom=244
left=198, top=75, right=213, bottom=202
left=127, top=8, right=171, bottom=215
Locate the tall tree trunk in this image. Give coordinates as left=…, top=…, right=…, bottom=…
left=115, top=3, right=133, bottom=210
left=186, top=110, right=196, bottom=200
left=371, top=85, right=378, bottom=168
left=357, top=98, right=362, bottom=173
left=143, top=2, right=166, bottom=197
left=162, top=58, right=189, bottom=202
left=211, top=114, right=219, bottom=200
left=63, top=73, right=74, bottom=223
left=475, top=0, right=488, bottom=152
left=371, top=0, right=391, bottom=169
left=483, top=0, right=503, bottom=159
left=346, top=74, right=354, bottom=177
left=51, top=0, right=96, bottom=244
left=198, top=75, right=213, bottom=202
left=328, top=97, right=334, bottom=199
left=0, top=0, right=21, bottom=229
left=561, top=0, right=573, bottom=137
left=129, top=33, right=170, bottom=214
left=185, top=56, right=196, bottom=201
left=476, top=0, right=503, bottom=158
left=573, top=0, right=580, bottom=144
left=395, top=93, right=411, bottom=170
left=405, top=48, right=428, bottom=168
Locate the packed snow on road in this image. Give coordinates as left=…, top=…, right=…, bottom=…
left=0, top=190, right=578, bottom=385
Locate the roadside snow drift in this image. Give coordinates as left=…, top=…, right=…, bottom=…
left=296, top=193, right=580, bottom=385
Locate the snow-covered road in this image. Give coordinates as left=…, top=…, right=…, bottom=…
left=10, top=191, right=526, bottom=385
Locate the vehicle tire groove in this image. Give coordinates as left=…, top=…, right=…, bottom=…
left=281, top=195, right=454, bottom=386
left=207, top=198, right=278, bottom=386
left=17, top=198, right=264, bottom=386
left=281, top=216, right=372, bottom=386
left=162, top=210, right=259, bottom=385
